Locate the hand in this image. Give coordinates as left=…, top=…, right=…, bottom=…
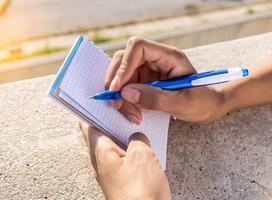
left=105, top=37, right=227, bottom=124
left=79, top=122, right=171, bottom=200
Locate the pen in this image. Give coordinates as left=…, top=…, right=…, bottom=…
left=89, top=67, right=249, bottom=100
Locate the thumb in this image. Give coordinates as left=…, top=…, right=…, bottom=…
left=121, top=83, right=171, bottom=111
left=128, top=132, right=151, bottom=147
left=127, top=132, right=152, bottom=154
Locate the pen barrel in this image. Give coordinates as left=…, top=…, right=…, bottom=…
left=94, top=90, right=122, bottom=100
left=147, top=79, right=192, bottom=90
left=146, top=69, right=229, bottom=90
left=92, top=68, right=248, bottom=100
left=146, top=68, right=246, bottom=90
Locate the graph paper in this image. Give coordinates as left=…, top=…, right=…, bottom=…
left=49, top=36, right=170, bottom=169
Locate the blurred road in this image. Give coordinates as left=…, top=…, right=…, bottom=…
left=0, top=0, right=262, bottom=47
left=0, top=0, right=201, bottom=46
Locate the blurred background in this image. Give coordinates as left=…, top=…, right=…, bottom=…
left=0, top=0, right=271, bottom=84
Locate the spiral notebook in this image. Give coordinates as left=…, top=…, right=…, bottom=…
left=48, top=35, right=170, bottom=169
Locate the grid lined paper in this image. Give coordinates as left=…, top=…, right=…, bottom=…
left=57, top=37, right=170, bottom=169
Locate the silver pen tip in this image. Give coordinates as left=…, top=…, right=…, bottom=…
left=89, top=96, right=94, bottom=99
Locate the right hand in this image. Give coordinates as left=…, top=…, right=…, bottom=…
left=105, top=37, right=228, bottom=124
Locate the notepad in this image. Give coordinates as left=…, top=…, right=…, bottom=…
left=48, top=35, right=170, bottom=169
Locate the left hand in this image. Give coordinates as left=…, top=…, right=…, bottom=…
left=79, top=121, right=171, bottom=200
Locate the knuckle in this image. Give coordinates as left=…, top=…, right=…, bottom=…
left=130, top=146, right=155, bottom=162
left=97, top=149, right=118, bottom=165
left=130, top=146, right=148, bottom=155
left=120, top=60, right=128, bottom=68
left=149, top=91, right=165, bottom=109
left=96, top=137, right=114, bottom=153
left=113, top=50, right=125, bottom=59
left=116, top=61, right=128, bottom=76
left=172, top=47, right=185, bottom=58
left=169, top=47, right=185, bottom=60
left=127, top=36, right=144, bottom=48
left=97, top=145, right=115, bottom=156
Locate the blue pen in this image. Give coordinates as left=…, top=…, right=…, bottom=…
left=89, top=67, right=249, bottom=100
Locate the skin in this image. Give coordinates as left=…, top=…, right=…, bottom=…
left=81, top=37, right=272, bottom=199
left=79, top=123, right=171, bottom=200
left=104, top=36, right=272, bottom=124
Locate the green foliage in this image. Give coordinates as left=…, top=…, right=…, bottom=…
left=91, top=31, right=113, bottom=44
left=0, top=46, right=67, bottom=63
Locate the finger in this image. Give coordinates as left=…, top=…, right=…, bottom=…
left=110, top=36, right=195, bottom=91
left=104, top=50, right=125, bottom=90
left=104, top=50, right=125, bottom=109
left=109, top=71, right=139, bottom=110
left=79, top=121, right=99, bottom=172
left=79, top=122, right=125, bottom=173
left=129, top=132, right=151, bottom=147
left=109, top=37, right=151, bottom=90
left=119, top=102, right=142, bottom=125
left=127, top=132, right=152, bottom=155
left=121, top=83, right=178, bottom=112
left=95, top=133, right=124, bottom=170
left=79, top=121, right=94, bottom=148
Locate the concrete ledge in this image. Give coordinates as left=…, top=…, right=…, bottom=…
left=1, top=33, right=272, bottom=199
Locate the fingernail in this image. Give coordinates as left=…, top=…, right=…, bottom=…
left=122, top=87, right=141, bottom=103
left=127, top=114, right=141, bottom=125
left=110, top=76, right=120, bottom=90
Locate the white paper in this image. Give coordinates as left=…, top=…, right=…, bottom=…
left=57, top=37, right=170, bottom=169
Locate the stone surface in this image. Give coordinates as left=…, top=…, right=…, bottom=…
left=0, top=33, right=272, bottom=200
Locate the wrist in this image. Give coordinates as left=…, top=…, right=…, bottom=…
left=215, top=84, right=238, bottom=116
left=212, top=85, right=234, bottom=119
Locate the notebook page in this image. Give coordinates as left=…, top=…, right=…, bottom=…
left=58, top=89, right=111, bottom=133
left=59, top=37, right=170, bottom=168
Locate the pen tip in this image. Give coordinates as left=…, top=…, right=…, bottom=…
left=89, top=96, right=94, bottom=99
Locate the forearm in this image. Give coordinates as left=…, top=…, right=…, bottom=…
left=218, top=58, right=272, bottom=113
